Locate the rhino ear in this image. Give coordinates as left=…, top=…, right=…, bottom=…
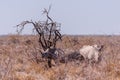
left=40, top=48, right=49, bottom=53
left=93, top=44, right=101, bottom=51
left=93, top=44, right=104, bottom=51
left=93, top=44, right=97, bottom=48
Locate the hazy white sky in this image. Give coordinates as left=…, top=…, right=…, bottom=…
left=0, top=0, right=120, bottom=35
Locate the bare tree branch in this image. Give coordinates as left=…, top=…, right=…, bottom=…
left=16, top=7, right=63, bottom=68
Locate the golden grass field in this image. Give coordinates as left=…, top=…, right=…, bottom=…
left=0, top=35, right=120, bottom=80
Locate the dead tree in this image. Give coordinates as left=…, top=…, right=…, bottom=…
left=16, top=8, right=63, bottom=68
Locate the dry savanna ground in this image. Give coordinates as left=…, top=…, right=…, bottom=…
left=0, top=35, right=120, bottom=80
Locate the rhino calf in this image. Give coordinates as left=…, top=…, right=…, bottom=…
left=79, top=44, right=103, bottom=62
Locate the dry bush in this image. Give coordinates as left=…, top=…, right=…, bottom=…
left=16, top=7, right=63, bottom=68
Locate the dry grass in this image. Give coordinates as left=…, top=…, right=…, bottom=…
left=0, top=35, right=120, bottom=80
